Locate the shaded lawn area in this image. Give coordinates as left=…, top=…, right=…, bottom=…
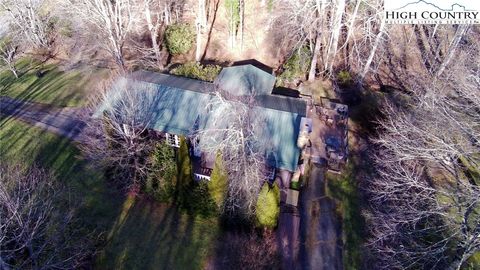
left=97, top=198, right=220, bottom=270
left=0, top=116, right=123, bottom=236
left=0, top=117, right=220, bottom=269
left=0, top=58, right=109, bottom=107
left=326, top=159, right=365, bottom=270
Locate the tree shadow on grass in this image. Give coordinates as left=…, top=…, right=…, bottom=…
left=0, top=117, right=220, bottom=270
left=0, top=59, right=98, bottom=107
left=98, top=198, right=220, bottom=270
left=0, top=117, right=124, bottom=252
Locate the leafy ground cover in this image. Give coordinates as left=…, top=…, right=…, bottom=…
left=0, top=58, right=108, bottom=107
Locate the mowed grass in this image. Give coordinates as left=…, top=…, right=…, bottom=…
left=0, top=117, right=220, bottom=269
left=0, top=116, right=122, bottom=236
left=97, top=198, right=220, bottom=269
left=0, top=58, right=109, bottom=107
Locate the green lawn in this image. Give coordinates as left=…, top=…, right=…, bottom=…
left=0, top=58, right=108, bottom=107
left=0, top=58, right=224, bottom=269
left=0, top=116, right=122, bottom=236
left=97, top=198, right=219, bottom=269
left=0, top=117, right=220, bottom=269
left=326, top=160, right=365, bottom=270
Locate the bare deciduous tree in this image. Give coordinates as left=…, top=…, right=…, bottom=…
left=434, top=25, right=470, bottom=78
left=358, top=16, right=385, bottom=84
left=0, top=163, right=92, bottom=269
left=1, top=0, right=55, bottom=53
left=367, top=56, right=480, bottom=269
left=194, top=92, right=272, bottom=217
left=80, top=78, right=159, bottom=190
left=323, top=0, right=345, bottom=73
left=273, top=0, right=349, bottom=78
left=141, top=0, right=166, bottom=70
left=137, top=0, right=183, bottom=69
left=0, top=37, right=21, bottom=78
left=274, top=0, right=323, bottom=78
left=68, top=0, right=135, bottom=72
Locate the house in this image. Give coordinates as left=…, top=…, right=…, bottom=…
left=98, top=64, right=308, bottom=186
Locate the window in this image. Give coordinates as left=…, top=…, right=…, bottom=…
left=165, top=133, right=180, bottom=148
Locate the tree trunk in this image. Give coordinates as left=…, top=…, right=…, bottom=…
left=324, top=0, right=345, bottom=73
left=227, top=0, right=238, bottom=48
left=198, top=0, right=207, bottom=27
left=164, top=5, right=170, bottom=25
left=345, top=0, right=360, bottom=44
left=195, top=22, right=202, bottom=61
left=195, top=0, right=208, bottom=61
left=239, top=0, right=245, bottom=50
left=144, top=1, right=163, bottom=69
left=9, top=65, right=18, bottom=78
left=359, top=18, right=385, bottom=84
left=344, top=0, right=360, bottom=68
left=308, top=32, right=321, bottom=81
left=435, top=25, right=468, bottom=78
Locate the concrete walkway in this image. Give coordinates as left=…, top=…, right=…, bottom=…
left=298, top=163, right=343, bottom=270
left=0, top=96, right=87, bottom=142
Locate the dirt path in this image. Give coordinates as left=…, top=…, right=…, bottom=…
left=0, top=96, right=87, bottom=142
left=298, top=163, right=343, bottom=270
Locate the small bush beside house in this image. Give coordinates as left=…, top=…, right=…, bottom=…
left=145, top=142, right=177, bottom=202
left=176, top=137, right=193, bottom=203
left=256, top=182, right=280, bottom=229
left=164, top=23, right=195, bottom=55
left=187, top=181, right=217, bottom=217
left=170, top=62, right=221, bottom=82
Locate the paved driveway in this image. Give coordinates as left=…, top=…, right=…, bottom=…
left=298, top=163, right=343, bottom=270
left=0, top=96, right=87, bottom=142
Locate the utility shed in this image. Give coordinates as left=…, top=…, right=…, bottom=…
left=214, top=64, right=276, bottom=96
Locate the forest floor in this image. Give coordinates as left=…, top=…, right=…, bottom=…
left=175, top=0, right=286, bottom=69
